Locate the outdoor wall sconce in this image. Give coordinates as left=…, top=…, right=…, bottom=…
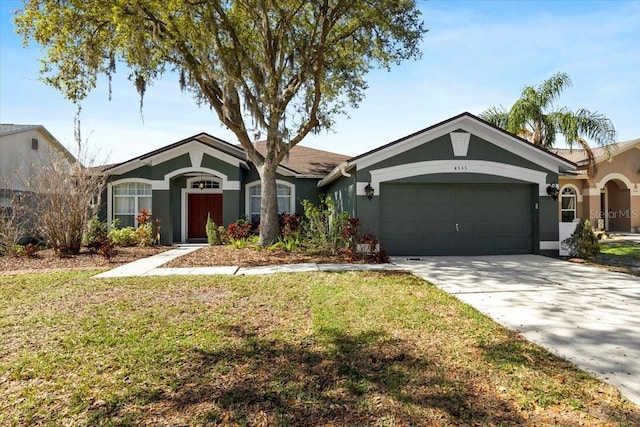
left=365, top=183, right=375, bottom=200
left=546, top=183, right=559, bottom=200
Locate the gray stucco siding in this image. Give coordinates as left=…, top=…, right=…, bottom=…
left=222, top=190, right=240, bottom=225
left=292, top=178, right=323, bottom=214
left=152, top=189, right=172, bottom=245
left=110, top=165, right=152, bottom=181
left=201, top=153, right=242, bottom=180
left=151, top=154, right=191, bottom=179
left=358, top=134, right=554, bottom=179
left=324, top=173, right=357, bottom=218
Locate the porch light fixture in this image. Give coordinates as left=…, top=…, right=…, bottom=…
left=198, top=181, right=205, bottom=190
left=365, top=183, right=374, bottom=200
left=546, top=183, right=559, bottom=200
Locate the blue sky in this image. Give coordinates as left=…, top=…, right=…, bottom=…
left=1, top=0, right=639, bottom=164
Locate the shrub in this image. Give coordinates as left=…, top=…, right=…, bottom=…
left=84, top=216, right=109, bottom=251
left=98, top=240, right=115, bottom=259
left=136, top=222, right=154, bottom=247
left=227, top=219, right=252, bottom=240
left=562, top=219, right=600, bottom=259
left=206, top=216, right=226, bottom=245
left=279, top=213, right=300, bottom=237
left=136, top=208, right=151, bottom=225
left=300, top=195, right=350, bottom=255
left=108, top=227, right=138, bottom=247
left=270, top=234, right=301, bottom=252
left=10, top=243, right=38, bottom=258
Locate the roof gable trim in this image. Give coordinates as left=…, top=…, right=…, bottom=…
left=107, top=139, right=248, bottom=175
left=355, top=114, right=575, bottom=173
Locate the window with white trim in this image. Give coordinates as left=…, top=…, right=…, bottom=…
left=191, top=180, right=220, bottom=189
left=560, top=187, right=577, bottom=222
left=247, top=182, right=293, bottom=223
left=113, top=182, right=152, bottom=227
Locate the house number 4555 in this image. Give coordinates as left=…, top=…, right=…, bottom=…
left=453, top=165, right=468, bottom=171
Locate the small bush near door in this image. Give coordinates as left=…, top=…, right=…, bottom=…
left=206, top=215, right=226, bottom=245
left=562, top=219, right=600, bottom=259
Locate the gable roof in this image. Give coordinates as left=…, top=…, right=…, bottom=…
left=0, top=123, right=76, bottom=163
left=105, top=132, right=249, bottom=175
left=319, top=112, right=577, bottom=187
left=552, top=138, right=640, bottom=166
left=105, top=131, right=350, bottom=178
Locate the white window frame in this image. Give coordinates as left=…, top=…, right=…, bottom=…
left=109, top=179, right=153, bottom=228
left=245, top=180, right=295, bottom=223
left=560, top=187, right=577, bottom=223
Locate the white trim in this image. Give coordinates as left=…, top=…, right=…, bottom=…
left=181, top=182, right=223, bottom=243
left=189, top=150, right=204, bottom=168
left=318, top=161, right=354, bottom=187
left=356, top=115, right=574, bottom=173
left=107, top=138, right=248, bottom=175
left=158, top=167, right=240, bottom=191
left=185, top=176, right=223, bottom=192
left=560, top=183, right=583, bottom=202
left=106, top=160, right=146, bottom=176
left=596, top=173, right=634, bottom=192
left=450, top=132, right=470, bottom=156
left=107, top=179, right=154, bottom=227
left=559, top=186, right=578, bottom=223
left=359, top=160, right=550, bottom=196
left=540, top=241, right=559, bottom=250
left=244, top=179, right=296, bottom=220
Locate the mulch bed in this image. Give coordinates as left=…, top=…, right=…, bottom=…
left=0, top=246, right=169, bottom=276
left=163, top=245, right=375, bottom=268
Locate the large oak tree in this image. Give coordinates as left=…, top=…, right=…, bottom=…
left=15, top=0, right=426, bottom=244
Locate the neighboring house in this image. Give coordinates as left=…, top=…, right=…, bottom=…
left=0, top=124, right=75, bottom=209
left=555, top=138, right=640, bottom=233
left=102, top=112, right=576, bottom=256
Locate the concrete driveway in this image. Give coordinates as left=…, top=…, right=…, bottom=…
left=391, top=254, right=640, bottom=406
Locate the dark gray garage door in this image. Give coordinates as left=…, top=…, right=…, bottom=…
left=380, top=183, right=534, bottom=256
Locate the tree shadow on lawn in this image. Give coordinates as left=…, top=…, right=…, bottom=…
left=480, top=335, right=640, bottom=425
left=88, top=324, right=524, bottom=426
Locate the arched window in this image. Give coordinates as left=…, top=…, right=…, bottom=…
left=246, top=181, right=295, bottom=224
left=560, top=187, right=577, bottom=222
left=113, top=182, right=152, bottom=227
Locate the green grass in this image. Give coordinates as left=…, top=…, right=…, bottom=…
left=1, top=271, right=638, bottom=426
left=599, top=241, right=640, bottom=260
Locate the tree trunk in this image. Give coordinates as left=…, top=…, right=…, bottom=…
left=257, top=163, right=280, bottom=246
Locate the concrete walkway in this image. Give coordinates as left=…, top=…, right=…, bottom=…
left=93, top=249, right=639, bottom=406
left=391, top=255, right=640, bottom=407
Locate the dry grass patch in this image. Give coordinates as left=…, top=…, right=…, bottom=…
left=0, top=271, right=638, bottom=426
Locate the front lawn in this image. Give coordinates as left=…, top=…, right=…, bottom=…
left=599, top=241, right=640, bottom=260
left=593, top=240, right=640, bottom=276
left=1, top=271, right=638, bottom=426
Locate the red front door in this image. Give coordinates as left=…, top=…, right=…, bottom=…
left=188, top=193, right=223, bottom=239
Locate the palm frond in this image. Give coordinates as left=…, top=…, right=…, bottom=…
left=479, top=106, right=509, bottom=129
left=507, top=96, right=541, bottom=141
left=573, top=108, right=618, bottom=147
left=537, top=71, right=572, bottom=109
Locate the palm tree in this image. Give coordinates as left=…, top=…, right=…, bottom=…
left=480, top=72, right=617, bottom=176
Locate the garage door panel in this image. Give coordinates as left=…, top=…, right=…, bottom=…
left=380, top=183, right=534, bottom=256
